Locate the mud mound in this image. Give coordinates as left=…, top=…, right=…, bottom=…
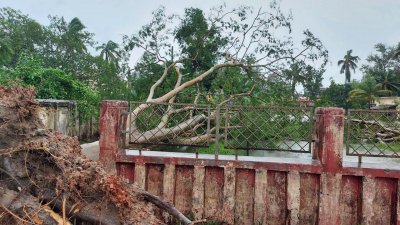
left=0, top=85, right=191, bottom=225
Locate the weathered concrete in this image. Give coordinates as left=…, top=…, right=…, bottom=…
left=99, top=100, right=128, bottom=173
left=397, top=179, right=400, bottom=225
left=223, top=164, right=236, bottom=224
left=162, top=164, right=175, bottom=223
left=374, top=178, right=397, bottom=225
left=314, top=107, right=344, bottom=173
left=340, top=176, right=362, bottom=225
left=192, top=166, right=205, bottom=220
left=362, top=177, right=397, bottom=225
left=254, top=169, right=268, bottom=225
left=134, top=163, right=146, bottom=189
left=267, top=171, right=287, bottom=225
left=287, top=171, right=300, bottom=225
left=162, top=164, right=175, bottom=203
left=37, top=99, right=98, bottom=140
left=204, top=166, right=224, bottom=221
left=116, top=162, right=135, bottom=183
left=299, top=173, right=319, bottom=225
left=146, top=164, right=163, bottom=197
left=98, top=102, right=400, bottom=224
left=235, top=168, right=255, bottom=225
left=174, top=165, right=194, bottom=215
left=318, top=173, right=341, bottom=225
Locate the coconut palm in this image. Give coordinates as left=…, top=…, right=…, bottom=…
left=348, top=74, right=391, bottom=108
left=97, top=40, right=120, bottom=64
left=338, top=50, right=360, bottom=83
left=63, top=17, right=88, bottom=54
left=376, top=73, right=400, bottom=95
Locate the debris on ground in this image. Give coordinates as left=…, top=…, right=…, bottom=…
left=0, top=85, right=192, bottom=225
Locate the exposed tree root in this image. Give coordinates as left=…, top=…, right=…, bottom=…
left=0, top=85, right=192, bottom=224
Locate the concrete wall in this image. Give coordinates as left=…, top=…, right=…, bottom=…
left=99, top=101, right=400, bottom=225
left=375, top=96, right=400, bottom=107
left=37, top=99, right=98, bottom=140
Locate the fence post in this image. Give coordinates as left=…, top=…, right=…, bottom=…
left=99, top=100, right=128, bottom=173
left=214, top=105, right=221, bottom=160
left=314, top=107, right=344, bottom=225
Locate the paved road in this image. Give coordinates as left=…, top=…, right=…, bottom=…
left=80, top=141, right=99, bottom=160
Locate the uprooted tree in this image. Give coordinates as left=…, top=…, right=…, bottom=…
left=123, top=3, right=328, bottom=145
left=0, top=85, right=197, bottom=225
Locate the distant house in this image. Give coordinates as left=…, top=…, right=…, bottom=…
left=372, top=97, right=400, bottom=110
left=297, top=97, right=314, bottom=107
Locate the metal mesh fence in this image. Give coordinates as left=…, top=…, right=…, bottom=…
left=125, top=102, right=314, bottom=153
left=128, top=102, right=211, bottom=147
left=346, top=109, right=400, bottom=158
left=221, top=105, right=313, bottom=152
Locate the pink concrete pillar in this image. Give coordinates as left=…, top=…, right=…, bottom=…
left=314, top=107, right=345, bottom=225
left=314, top=107, right=344, bottom=172
left=99, top=100, right=128, bottom=173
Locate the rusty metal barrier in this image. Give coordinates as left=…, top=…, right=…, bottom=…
left=346, top=109, right=400, bottom=159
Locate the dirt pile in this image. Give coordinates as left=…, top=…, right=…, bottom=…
left=0, top=85, right=191, bottom=225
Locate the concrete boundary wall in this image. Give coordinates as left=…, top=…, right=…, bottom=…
left=99, top=101, right=400, bottom=225
left=37, top=99, right=99, bottom=140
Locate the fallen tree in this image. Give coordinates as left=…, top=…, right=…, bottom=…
left=351, top=118, right=400, bottom=143
left=124, top=4, right=328, bottom=146
left=0, top=85, right=194, bottom=225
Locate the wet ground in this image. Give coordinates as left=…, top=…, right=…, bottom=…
left=80, top=141, right=99, bottom=160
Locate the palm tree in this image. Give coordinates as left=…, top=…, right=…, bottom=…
left=64, top=17, right=88, bottom=54
left=96, top=41, right=120, bottom=64
left=392, top=44, right=400, bottom=59
left=376, top=73, right=399, bottom=95
left=347, top=74, right=391, bottom=108
left=338, top=50, right=360, bottom=83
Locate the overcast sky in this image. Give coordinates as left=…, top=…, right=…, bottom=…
left=2, top=0, right=400, bottom=87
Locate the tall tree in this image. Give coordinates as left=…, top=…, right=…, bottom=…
left=338, top=49, right=360, bottom=83
left=393, top=43, right=400, bottom=59
left=0, top=39, right=13, bottom=64
left=0, top=7, right=46, bottom=66
left=122, top=4, right=328, bottom=144
left=362, top=43, right=400, bottom=96
left=97, top=40, right=121, bottom=64
left=283, top=62, right=304, bottom=96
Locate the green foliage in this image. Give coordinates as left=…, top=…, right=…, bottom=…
left=348, top=73, right=392, bottom=109
left=124, top=4, right=328, bottom=106
left=196, top=143, right=245, bottom=156
left=0, top=7, right=46, bottom=67
left=0, top=55, right=99, bottom=121
left=317, top=80, right=349, bottom=108
left=362, top=43, right=400, bottom=96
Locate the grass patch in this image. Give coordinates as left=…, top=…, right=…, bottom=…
left=194, top=143, right=246, bottom=156
left=376, top=142, right=400, bottom=151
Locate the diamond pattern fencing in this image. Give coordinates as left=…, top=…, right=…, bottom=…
left=346, top=109, right=400, bottom=158
left=221, top=105, right=314, bottom=153
left=127, top=102, right=211, bottom=147
left=126, top=102, right=314, bottom=153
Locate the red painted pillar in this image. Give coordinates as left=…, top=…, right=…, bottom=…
left=99, top=100, right=128, bottom=173
left=314, top=107, right=345, bottom=225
